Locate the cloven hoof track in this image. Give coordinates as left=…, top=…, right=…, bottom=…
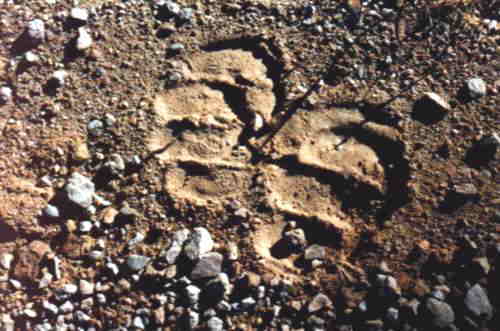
left=147, top=38, right=411, bottom=280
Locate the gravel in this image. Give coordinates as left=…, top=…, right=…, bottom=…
left=43, top=204, right=60, bottom=218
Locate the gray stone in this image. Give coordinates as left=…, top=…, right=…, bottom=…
left=44, top=204, right=60, bottom=218
left=308, top=293, right=332, bottom=313
left=464, top=284, right=493, bottom=320
left=165, top=241, right=183, bottom=265
left=284, top=228, right=307, bottom=250
left=304, top=244, right=326, bottom=260
left=184, top=227, right=214, bottom=260
left=87, top=119, right=104, bottom=136
left=467, top=78, right=487, bottom=98
left=65, top=172, right=95, bottom=208
left=422, top=298, right=455, bottom=328
left=386, top=307, right=399, bottom=322
left=190, top=252, right=223, bottom=280
left=127, top=254, right=149, bottom=271
left=207, top=316, right=224, bottom=331
left=105, top=153, right=125, bottom=173
left=27, top=19, right=45, bottom=40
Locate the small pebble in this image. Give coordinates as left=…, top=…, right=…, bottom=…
left=0, top=253, right=14, bottom=270
left=207, top=316, right=224, bottom=330
left=76, top=27, right=93, bottom=51
left=87, top=119, right=104, bottom=136
left=60, top=301, right=74, bottom=313
left=70, top=7, right=89, bottom=22
left=79, top=221, right=92, bottom=232
left=127, top=254, right=149, bottom=271
left=0, top=87, right=13, bottom=103
left=51, top=70, right=68, bottom=87
left=24, top=51, right=39, bottom=63
left=27, top=19, right=45, bottom=41
left=63, top=283, right=78, bottom=294
left=79, top=279, right=94, bottom=296
left=467, top=78, right=487, bottom=98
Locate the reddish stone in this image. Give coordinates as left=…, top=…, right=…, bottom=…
left=12, top=240, right=51, bottom=284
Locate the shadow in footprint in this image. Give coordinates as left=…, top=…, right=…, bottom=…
left=411, top=98, right=447, bottom=125
left=10, top=31, right=39, bottom=56
left=439, top=190, right=479, bottom=214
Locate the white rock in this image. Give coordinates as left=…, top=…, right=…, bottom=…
left=43, top=301, right=58, bottom=314
left=184, top=227, right=214, bottom=260
left=63, top=283, right=78, bottom=294
left=59, top=301, right=74, bottom=313
left=185, top=285, right=201, bottom=305
left=0, top=87, right=13, bottom=103
left=70, top=8, right=88, bottom=22
left=188, top=310, right=199, bottom=329
left=39, top=272, right=53, bottom=288
left=9, top=279, right=21, bottom=289
left=132, top=316, right=145, bottom=329
left=52, top=256, right=61, bottom=279
left=207, top=317, right=224, bottom=331
left=52, top=70, right=68, bottom=87
left=423, top=92, right=451, bottom=111
left=106, top=262, right=119, bottom=275
left=0, top=253, right=14, bottom=270
left=27, top=19, right=45, bottom=40
left=79, top=279, right=94, bottom=296
left=76, top=28, right=92, bottom=51
left=253, top=113, right=264, bottom=131
left=96, top=293, right=106, bottom=304
left=24, top=51, right=39, bottom=63
left=65, top=172, right=95, bottom=208
left=0, top=314, right=14, bottom=331
left=467, top=78, right=487, bottom=98
left=79, top=221, right=92, bottom=232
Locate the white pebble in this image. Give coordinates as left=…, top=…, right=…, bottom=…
left=9, top=279, right=22, bottom=289
left=0, top=87, right=13, bottom=103
left=0, top=253, right=14, bottom=270
left=63, top=283, right=78, bottom=294
left=24, top=51, right=39, bottom=63
left=76, top=28, right=92, bottom=51
left=51, top=70, right=68, bottom=86
left=27, top=19, right=45, bottom=40
left=43, top=301, right=58, bottom=315
left=70, top=8, right=89, bottom=22
left=59, top=301, right=74, bottom=313
left=79, top=221, right=92, bottom=232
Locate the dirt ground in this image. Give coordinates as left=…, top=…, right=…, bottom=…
left=0, top=0, right=499, bottom=328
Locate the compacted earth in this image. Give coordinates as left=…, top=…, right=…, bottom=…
left=0, top=0, right=499, bottom=330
